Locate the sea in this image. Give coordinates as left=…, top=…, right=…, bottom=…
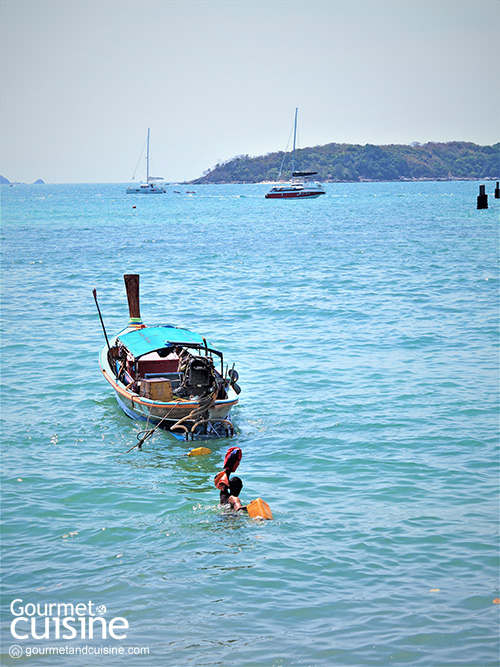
left=1, top=181, right=499, bottom=666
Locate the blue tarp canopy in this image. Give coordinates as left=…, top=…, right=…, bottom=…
left=118, top=326, right=215, bottom=358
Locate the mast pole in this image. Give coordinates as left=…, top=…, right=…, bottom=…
left=292, top=108, right=298, bottom=175
left=146, top=128, right=150, bottom=182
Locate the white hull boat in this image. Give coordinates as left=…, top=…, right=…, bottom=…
left=266, top=108, right=325, bottom=200
left=126, top=129, right=166, bottom=194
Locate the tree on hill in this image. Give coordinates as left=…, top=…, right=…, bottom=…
left=190, top=142, right=500, bottom=184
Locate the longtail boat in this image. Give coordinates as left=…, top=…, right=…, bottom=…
left=96, top=275, right=240, bottom=439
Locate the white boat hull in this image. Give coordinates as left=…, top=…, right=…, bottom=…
left=126, top=184, right=166, bottom=194
left=265, top=188, right=325, bottom=199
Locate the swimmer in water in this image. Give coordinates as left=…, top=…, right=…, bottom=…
left=219, top=476, right=246, bottom=512
left=214, top=446, right=247, bottom=512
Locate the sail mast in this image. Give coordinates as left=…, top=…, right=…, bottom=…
left=292, top=108, right=298, bottom=175
left=146, top=128, right=150, bottom=182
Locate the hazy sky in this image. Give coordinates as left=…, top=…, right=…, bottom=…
left=1, top=0, right=499, bottom=183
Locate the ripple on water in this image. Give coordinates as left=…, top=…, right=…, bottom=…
left=1, top=182, right=499, bottom=666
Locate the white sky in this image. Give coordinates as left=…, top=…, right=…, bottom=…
left=1, top=0, right=499, bottom=183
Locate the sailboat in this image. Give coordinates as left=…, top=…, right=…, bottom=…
left=126, top=129, right=166, bottom=194
left=265, top=108, right=325, bottom=199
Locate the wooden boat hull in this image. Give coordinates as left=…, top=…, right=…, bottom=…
left=96, top=275, right=239, bottom=439
left=99, top=332, right=238, bottom=437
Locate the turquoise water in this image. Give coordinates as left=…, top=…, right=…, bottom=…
left=1, top=182, right=499, bottom=666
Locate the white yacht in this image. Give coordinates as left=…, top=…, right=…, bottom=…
left=265, top=109, right=325, bottom=200
left=126, top=129, right=166, bottom=194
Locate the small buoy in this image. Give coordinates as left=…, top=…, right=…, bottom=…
left=132, top=205, right=136, bottom=209
left=188, top=446, right=211, bottom=457
left=493, top=598, right=500, bottom=604
left=429, top=588, right=440, bottom=593
left=246, top=498, right=273, bottom=520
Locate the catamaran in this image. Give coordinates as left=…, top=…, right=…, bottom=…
left=126, top=129, right=166, bottom=194
left=265, top=108, right=325, bottom=199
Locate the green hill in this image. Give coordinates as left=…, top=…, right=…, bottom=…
left=191, top=141, right=500, bottom=184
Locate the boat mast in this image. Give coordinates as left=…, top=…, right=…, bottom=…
left=292, top=108, right=298, bottom=175
left=146, top=128, right=150, bottom=183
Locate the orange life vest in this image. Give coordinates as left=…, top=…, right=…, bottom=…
left=214, top=470, right=229, bottom=490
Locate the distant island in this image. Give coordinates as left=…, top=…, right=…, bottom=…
left=190, top=141, right=500, bottom=184
left=0, top=176, right=45, bottom=184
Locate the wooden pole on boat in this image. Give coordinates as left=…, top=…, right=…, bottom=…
left=93, top=288, right=111, bottom=351
left=124, top=274, right=142, bottom=323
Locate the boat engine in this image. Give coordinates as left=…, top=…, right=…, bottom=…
left=175, top=355, right=217, bottom=398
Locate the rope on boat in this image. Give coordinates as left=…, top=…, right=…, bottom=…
left=122, top=400, right=183, bottom=454
left=170, top=388, right=219, bottom=440
left=122, top=387, right=221, bottom=452
left=277, top=121, right=295, bottom=180
left=130, top=135, right=148, bottom=182
left=122, top=358, right=236, bottom=453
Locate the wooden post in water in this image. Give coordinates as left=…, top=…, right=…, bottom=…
left=124, top=274, right=142, bottom=322
left=477, top=184, right=488, bottom=209
left=495, top=182, right=500, bottom=199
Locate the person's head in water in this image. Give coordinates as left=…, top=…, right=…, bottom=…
left=229, top=476, right=242, bottom=497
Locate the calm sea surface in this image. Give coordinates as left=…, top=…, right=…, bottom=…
left=1, top=181, right=499, bottom=666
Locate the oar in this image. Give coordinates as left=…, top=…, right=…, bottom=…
left=93, top=288, right=110, bottom=352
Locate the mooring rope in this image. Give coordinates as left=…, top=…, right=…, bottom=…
left=122, top=387, right=219, bottom=453
left=170, top=389, right=218, bottom=437
left=122, top=400, right=183, bottom=454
